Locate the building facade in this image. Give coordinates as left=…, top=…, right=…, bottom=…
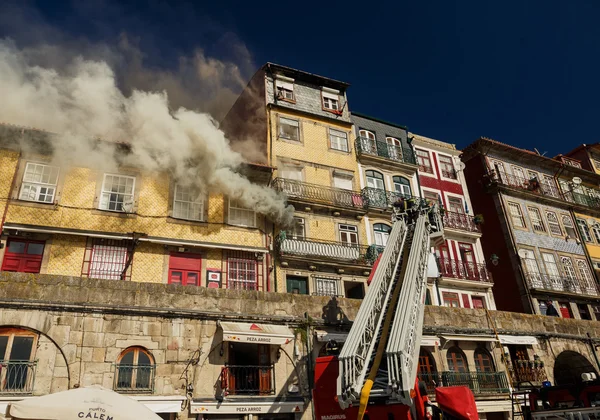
left=462, top=137, right=600, bottom=319
left=411, top=134, right=495, bottom=311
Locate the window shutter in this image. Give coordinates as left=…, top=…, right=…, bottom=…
left=461, top=294, right=471, bottom=308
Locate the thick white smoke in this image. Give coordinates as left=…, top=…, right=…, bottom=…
left=0, top=39, right=294, bottom=225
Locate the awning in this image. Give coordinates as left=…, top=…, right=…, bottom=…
left=420, top=335, right=440, bottom=347
left=441, top=334, right=497, bottom=343
left=315, top=330, right=348, bottom=343
left=498, top=335, right=538, bottom=345
left=133, top=396, right=186, bottom=413
left=191, top=399, right=303, bottom=415
left=219, top=321, right=294, bottom=345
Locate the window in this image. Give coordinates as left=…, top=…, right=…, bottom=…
left=275, top=79, right=294, bottom=101
left=287, top=275, right=308, bottom=295
left=474, top=348, right=495, bottom=373
left=593, top=223, right=600, bottom=243
left=416, top=149, right=433, bottom=173
left=386, top=137, right=403, bottom=160
left=507, top=202, right=526, bottom=228
left=578, top=303, right=592, bottom=320
left=339, top=224, right=358, bottom=245
left=527, top=207, right=546, bottom=233
left=442, top=292, right=460, bottom=308
left=286, top=217, right=305, bottom=240
left=99, top=174, right=135, bottom=212
left=322, top=90, right=339, bottom=111
left=359, top=130, right=376, bottom=140
left=115, top=347, right=154, bottom=393
left=279, top=117, right=300, bottom=140
left=330, top=129, right=349, bottom=152
left=424, top=191, right=440, bottom=206
left=559, top=302, right=572, bottom=318
left=521, top=249, right=541, bottom=285
left=561, top=257, right=577, bottom=289
left=512, top=166, right=526, bottom=181
left=1, top=239, right=45, bottom=273
left=228, top=198, right=256, bottom=227
left=577, top=259, right=595, bottom=292
left=315, top=277, right=339, bottom=296
left=447, top=197, right=464, bottom=214
left=227, top=258, right=257, bottom=290
left=86, top=239, right=129, bottom=281
left=393, top=176, right=412, bottom=198
left=562, top=215, right=577, bottom=238
left=446, top=347, right=468, bottom=372
left=471, top=296, right=486, bottom=309
left=577, top=219, right=593, bottom=242
left=438, top=155, right=457, bottom=179
left=279, top=165, right=303, bottom=196
left=172, top=184, right=204, bottom=222
left=418, top=349, right=437, bottom=390
left=19, top=162, right=59, bottom=203
left=542, top=175, right=559, bottom=197
left=541, top=253, right=560, bottom=279
left=546, top=211, right=563, bottom=236
left=366, top=170, right=385, bottom=190
left=168, top=253, right=201, bottom=286
left=333, top=173, right=353, bottom=190
left=373, top=223, right=391, bottom=247
left=0, top=328, right=36, bottom=393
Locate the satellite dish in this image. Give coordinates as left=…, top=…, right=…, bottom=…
left=121, top=198, right=134, bottom=213
left=456, top=162, right=466, bottom=171
left=517, top=249, right=529, bottom=259
left=572, top=177, right=583, bottom=185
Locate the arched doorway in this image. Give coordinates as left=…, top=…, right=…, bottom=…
left=553, top=350, right=597, bottom=385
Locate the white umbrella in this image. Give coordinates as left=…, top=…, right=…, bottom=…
left=9, top=385, right=163, bottom=420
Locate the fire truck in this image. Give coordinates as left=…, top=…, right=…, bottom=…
left=312, top=204, right=478, bottom=420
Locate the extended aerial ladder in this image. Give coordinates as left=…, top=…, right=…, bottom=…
left=332, top=203, right=445, bottom=419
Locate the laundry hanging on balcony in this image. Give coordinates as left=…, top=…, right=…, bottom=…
left=218, top=321, right=294, bottom=345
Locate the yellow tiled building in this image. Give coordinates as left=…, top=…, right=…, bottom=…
left=222, top=63, right=376, bottom=298
left=0, top=126, right=269, bottom=290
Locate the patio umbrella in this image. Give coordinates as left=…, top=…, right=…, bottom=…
left=9, top=385, right=163, bottom=420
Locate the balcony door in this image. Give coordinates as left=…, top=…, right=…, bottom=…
left=560, top=256, right=578, bottom=292
left=373, top=223, right=391, bottom=248
left=359, top=130, right=376, bottom=154
left=521, top=249, right=542, bottom=287
left=386, top=137, right=402, bottom=160
left=458, top=243, right=476, bottom=279
left=447, top=197, right=464, bottom=214
left=436, top=245, right=452, bottom=277
left=228, top=343, right=272, bottom=395
left=365, top=170, right=386, bottom=207
left=332, top=173, right=354, bottom=207
left=393, top=176, right=412, bottom=199
left=1, top=239, right=45, bottom=273
left=541, top=253, right=562, bottom=290
left=279, top=165, right=303, bottom=196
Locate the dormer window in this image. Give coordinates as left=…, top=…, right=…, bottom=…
left=322, top=88, right=340, bottom=111
left=275, top=77, right=294, bottom=101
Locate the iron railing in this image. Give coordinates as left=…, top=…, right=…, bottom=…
left=361, top=187, right=422, bottom=210
left=437, top=258, right=493, bottom=283
left=486, top=170, right=561, bottom=198
left=524, top=273, right=599, bottom=296
left=355, top=137, right=417, bottom=165
left=509, top=363, right=547, bottom=384
left=277, top=234, right=382, bottom=266
left=312, top=276, right=343, bottom=297
left=0, top=361, right=36, bottom=394
left=220, top=365, right=275, bottom=396
left=114, top=364, right=155, bottom=393
left=417, top=371, right=440, bottom=394
left=418, top=371, right=510, bottom=395
left=272, top=178, right=366, bottom=209
left=563, top=191, right=600, bottom=209
left=442, top=211, right=481, bottom=233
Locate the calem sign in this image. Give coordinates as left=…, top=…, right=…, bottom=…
left=78, top=408, right=114, bottom=420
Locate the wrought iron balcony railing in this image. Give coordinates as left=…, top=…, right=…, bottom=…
left=563, top=191, right=600, bottom=210
left=220, top=365, right=275, bottom=396
left=114, top=364, right=155, bottom=393
left=277, top=233, right=382, bottom=266
left=442, top=211, right=481, bottom=233
left=417, top=371, right=509, bottom=395
left=486, top=170, right=561, bottom=198
left=272, top=178, right=366, bottom=210
left=509, top=362, right=547, bottom=384
left=355, top=137, right=417, bottom=165
left=361, top=187, right=422, bottom=210
left=437, top=258, right=493, bottom=283
left=0, top=360, right=36, bottom=394
left=524, top=273, right=599, bottom=296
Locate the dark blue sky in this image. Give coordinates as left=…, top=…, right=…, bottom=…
left=2, top=0, right=599, bottom=155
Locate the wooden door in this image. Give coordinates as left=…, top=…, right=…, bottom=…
left=1, top=239, right=45, bottom=273
left=258, top=344, right=271, bottom=394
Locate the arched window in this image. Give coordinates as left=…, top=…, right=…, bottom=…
left=474, top=348, right=495, bottom=372
left=366, top=170, right=385, bottom=191
left=115, top=347, right=154, bottom=393
left=392, top=176, right=412, bottom=198
left=446, top=347, right=468, bottom=372
left=359, top=130, right=376, bottom=140
left=358, top=130, right=377, bottom=155
left=373, top=223, right=392, bottom=247
left=386, top=137, right=403, bottom=160
left=0, top=328, right=37, bottom=392
left=418, top=349, right=437, bottom=391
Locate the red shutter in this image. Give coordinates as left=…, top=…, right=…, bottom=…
left=1, top=239, right=44, bottom=273
left=461, top=294, right=471, bottom=308
left=168, top=253, right=202, bottom=286
left=559, top=303, right=572, bottom=318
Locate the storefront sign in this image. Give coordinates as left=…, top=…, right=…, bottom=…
left=191, top=401, right=303, bottom=414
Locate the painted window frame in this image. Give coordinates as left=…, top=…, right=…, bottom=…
left=19, top=162, right=60, bottom=204
left=228, top=198, right=257, bottom=228
left=172, top=184, right=205, bottom=222
left=99, top=173, right=136, bottom=212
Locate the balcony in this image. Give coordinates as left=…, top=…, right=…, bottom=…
left=524, top=273, right=599, bottom=296
left=0, top=361, right=36, bottom=394
left=355, top=137, right=417, bottom=168
left=114, top=364, right=155, bottom=394
left=220, top=365, right=275, bottom=396
left=277, top=234, right=382, bottom=266
left=361, top=187, right=422, bottom=211
left=418, top=371, right=509, bottom=395
left=437, top=258, right=493, bottom=283
left=442, top=211, right=481, bottom=235
left=486, top=170, right=561, bottom=198
left=508, top=363, right=547, bottom=385
left=272, top=178, right=366, bottom=213
left=564, top=191, right=600, bottom=210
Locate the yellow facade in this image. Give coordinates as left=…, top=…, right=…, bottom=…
left=0, top=147, right=266, bottom=286
left=575, top=212, right=600, bottom=260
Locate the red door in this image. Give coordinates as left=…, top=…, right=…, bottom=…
left=1, top=239, right=45, bottom=273
left=168, top=253, right=201, bottom=286
left=559, top=302, right=572, bottom=318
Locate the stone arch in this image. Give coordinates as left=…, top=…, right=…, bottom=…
left=0, top=324, right=70, bottom=395
left=553, top=350, right=597, bottom=385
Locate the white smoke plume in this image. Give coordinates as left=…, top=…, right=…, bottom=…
left=0, top=39, right=294, bottom=225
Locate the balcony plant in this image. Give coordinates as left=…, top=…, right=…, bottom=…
left=473, top=214, right=484, bottom=225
